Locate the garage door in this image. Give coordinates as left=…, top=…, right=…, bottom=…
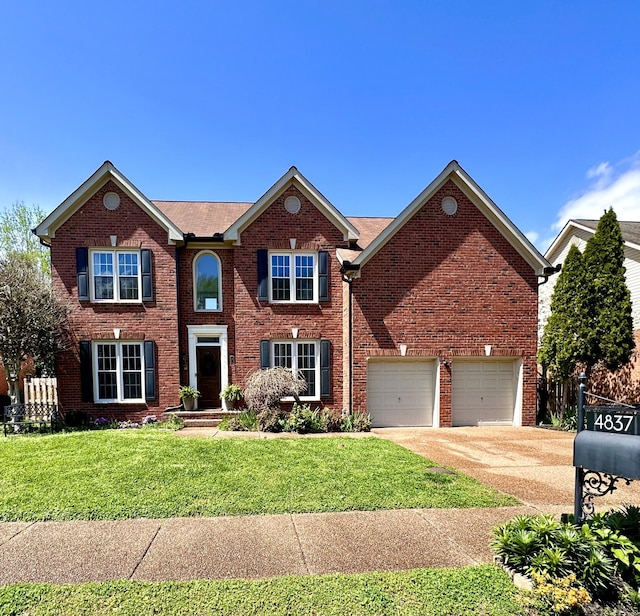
left=367, top=360, right=436, bottom=427
left=452, top=360, right=517, bottom=426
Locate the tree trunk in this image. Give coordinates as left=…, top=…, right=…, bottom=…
left=4, top=363, right=21, bottom=404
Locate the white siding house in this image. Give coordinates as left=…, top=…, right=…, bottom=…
left=541, top=220, right=640, bottom=341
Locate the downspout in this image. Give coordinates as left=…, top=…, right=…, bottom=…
left=341, top=262, right=360, bottom=414
left=176, top=237, right=186, bottom=389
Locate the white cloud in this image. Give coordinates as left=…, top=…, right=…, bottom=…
left=553, top=151, right=640, bottom=234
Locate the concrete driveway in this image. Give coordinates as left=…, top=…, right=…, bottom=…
left=373, top=426, right=640, bottom=514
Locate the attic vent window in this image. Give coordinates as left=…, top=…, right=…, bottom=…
left=441, top=196, right=458, bottom=216
left=284, top=196, right=301, bottom=215
left=103, top=192, right=121, bottom=211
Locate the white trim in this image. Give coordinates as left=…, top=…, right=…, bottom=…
left=271, top=339, right=320, bottom=401
left=352, top=161, right=551, bottom=276
left=268, top=251, right=318, bottom=304
left=89, top=248, right=142, bottom=303
left=225, top=167, right=359, bottom=244
left=34, top=161, right=183, bottom=245
left=187, top=325, right=228, bottom=410
left=93, top=340, right=145, bottom=404
left=193, top=250, right=222, bottom=312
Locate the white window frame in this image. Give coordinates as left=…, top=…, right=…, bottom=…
left=268, top=251, right=318, bottom=303
left=90, top=249, right=142, bottom=303
left=93, top=341, right=145, bottom=403
left=193, top=251, right=222, bottom=312
left=271, top=340, right=320, bottom=400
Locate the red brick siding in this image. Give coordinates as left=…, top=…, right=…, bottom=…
left=177, top=247, right=236, bottom=386
left=351, top=180, right=539, bottom=426
left=230, top=187, right=346, bottom=407
left=50, top=180, right=180, bottom=421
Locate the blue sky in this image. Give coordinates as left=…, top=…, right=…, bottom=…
left=2, top=0, right=639, bottom=251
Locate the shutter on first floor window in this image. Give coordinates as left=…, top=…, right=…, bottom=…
left=79, top=340, right=93, bottom=402
left=144, top=340, right=156, bottom=401
left=320, top=339, right=330, bottom=397
left=141, top=249, right=153, bottom=302
left=76, top=247, right=89, bottom=301
left=257, top=249, right=268, bottom=301
left=318, top=250, right=329, bottom=302
left=260, top=339, right=270, bottom=369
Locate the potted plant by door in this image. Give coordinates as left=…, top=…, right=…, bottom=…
left=179, top=386, right=201, bottom=411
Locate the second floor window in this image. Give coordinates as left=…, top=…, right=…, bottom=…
left=270, top=252, right=317, bottom=302
left=92, top=250, right=140, bottom=301
left=194, top=252, right=222, bottom=311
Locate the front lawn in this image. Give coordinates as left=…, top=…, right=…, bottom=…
left=0, top=431, right=516, bottom=521
left=0, top=565, right=526, bottom=615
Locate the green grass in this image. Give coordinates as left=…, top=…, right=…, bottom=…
left=0, top=431, right=516, bottom=521
left=0, top=565, right=526, bottom=615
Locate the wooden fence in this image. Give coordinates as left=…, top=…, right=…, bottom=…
left=24, top=377, right=58, bottom=406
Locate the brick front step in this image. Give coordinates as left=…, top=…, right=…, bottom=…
left=174, top=409, right=241, bottom=428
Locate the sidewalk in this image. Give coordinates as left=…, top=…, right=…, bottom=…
left=0, top=505, right=546, bottom=585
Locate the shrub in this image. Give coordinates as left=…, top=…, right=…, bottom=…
left=162, top=413, right=184, bottom=430
left=142, top=415, right=157, bottom=426
left=282, top=403, right=326, bottom=434
left=341, top=411, right=372, bottom=432
left=257, top=408, right=285, bottom=432
left=63, top=409, right=89, bottom=428
left=244, top=367, right=307, bottom=414
left=323, top=408, right=343, bottom=432
left=219, top=409, right=258, bottom=431
left=491, top=512, right=629, bottom=601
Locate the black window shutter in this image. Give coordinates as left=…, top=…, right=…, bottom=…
left=141, top=249, right=153, bottom=302
left=320, top=339, right=331, bottom=397
left=260, top=339, right=270, bottom=369
left=76, top=247, right=89, bottom=301
left=257, top=249, right=268, bottom=301
left=144, top=340, right=156, bottom=401
left=79, top=340, right=93, bottom=402
left=318, top=251, right=329, bottom=302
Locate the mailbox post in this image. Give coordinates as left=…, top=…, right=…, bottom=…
left=573, top=373, right=639, bottom=523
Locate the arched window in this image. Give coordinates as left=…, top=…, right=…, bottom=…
left=194, top=252, right=221, bottom=311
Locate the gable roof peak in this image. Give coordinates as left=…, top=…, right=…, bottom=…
left=224, top=166, right=359, bottom=243
left=34, top=161, right=183, bottom=244
left=351, top=160, right=550, bottom=275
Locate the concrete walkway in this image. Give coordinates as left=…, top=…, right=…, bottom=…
left=2, top=426, right=639, bottom=585
left=0, top=506, right=542, bottom=585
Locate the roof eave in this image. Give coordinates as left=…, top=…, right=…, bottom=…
left=34, top=161, right=184, bottom=245
left=225, top=167, right=359, bottom=243
left=352, top=160, right=551, bottom=275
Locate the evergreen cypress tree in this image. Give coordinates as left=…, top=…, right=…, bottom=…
left=539, top=244, right=595, bottom=380
left=583, top=208, right=634, bottom=370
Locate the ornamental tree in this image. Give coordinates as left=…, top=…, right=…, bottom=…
left=0, top=254, right=68, bottom=401
left=0, top=201, right=49, bottom=276
left=583, top=208, right=634, bottom=371
left=539, top=244, right=596, bottom=382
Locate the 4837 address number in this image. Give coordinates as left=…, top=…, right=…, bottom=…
left=586, top=410, right=640, bottom=435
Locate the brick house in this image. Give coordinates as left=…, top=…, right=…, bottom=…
left=35, top=160, right=552, bottom=427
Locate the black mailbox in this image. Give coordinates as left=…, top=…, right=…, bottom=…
left=573, top=374, right=640, bottom=522
left=574, top=430, right=640, bottom=481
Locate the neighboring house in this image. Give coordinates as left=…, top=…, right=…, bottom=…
left=35, top=160, right=552, bottom=427
left=541, top=219, right=640, bottom=370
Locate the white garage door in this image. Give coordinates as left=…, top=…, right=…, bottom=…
left=452, top=360, right=517, bottom=426
left=367, top=360, right=436, bottom=427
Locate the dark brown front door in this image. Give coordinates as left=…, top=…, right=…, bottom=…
left=196, top=346, right=221, bottom=407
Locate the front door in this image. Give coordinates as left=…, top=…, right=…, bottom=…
left=196, top=346, right=221, bottom=407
